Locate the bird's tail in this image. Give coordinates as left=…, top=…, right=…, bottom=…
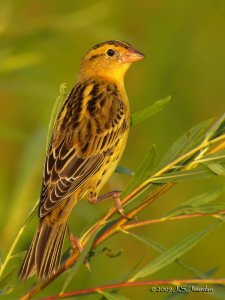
left=18, top=215, right=68, bottom=280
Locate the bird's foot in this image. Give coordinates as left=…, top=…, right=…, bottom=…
left=68, top=228, right=91, bottom=272
left=88, top=190, right=131, bottom=220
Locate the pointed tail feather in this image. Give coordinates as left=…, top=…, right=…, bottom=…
left=36, top=220, right=68, bottom=279
left=18, top=228, right=39, bottom=280
left=18, top=217, right=68, bottom=280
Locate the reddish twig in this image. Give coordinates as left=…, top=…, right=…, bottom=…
left=122, top=210, right=225, bottom=230
left=40, top=278, right=225, bottom=299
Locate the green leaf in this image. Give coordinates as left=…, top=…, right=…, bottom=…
left=123, top=145, right=157, bottom=196
left=166, top=184, right=225, bottom=218
left=204, top=112, right=225, bottom=141
left=115, top=165, right=134, bottom=176
left=179, top=184, right=224, bottom=207
left=166, top=203, right=225, bottom=217
left=124, top=232, right=206, bottom=279
left=131, top=96, right=171, bottom=127
left=197, top=150, right=225, bottom=164
left=189, top=203, right=225, bottom=214
left=0, top=285, right=14, bottom=296
left=130, top=221, right=221, bottom=281
left=151, top=165, right=212, bottom=183
left=46, top=83, right=68, bottom=151
left=120, top=258, right=145, bottom=282
left=23, top=200, right=39, bottom=226
left=124, top=231, right=165, bottom=253
left=150, top=148, right=225, bottom=184
left=169, top=203, right=225, bottom=217
left=205, top=163, right=225, bottom=176
left=0, top=266, right=17, bottom=289
left=61, top=225, right=103, bottom=292
left=157, top=119, right=213, bottom=170
left=98, top=290, right=130, bottom=300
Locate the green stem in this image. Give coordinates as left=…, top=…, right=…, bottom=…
left=0, top=225, right=25, bottom=278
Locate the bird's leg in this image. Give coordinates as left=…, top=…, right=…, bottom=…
left=67, top=227, right=91, bottom=271
left=88, top=190, right=130, bottom=219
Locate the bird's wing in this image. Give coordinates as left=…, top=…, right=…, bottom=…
left=39, top=81, right=129, bottom=217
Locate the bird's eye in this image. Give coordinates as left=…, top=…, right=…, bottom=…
left=106, top=49, right=115, bottom=57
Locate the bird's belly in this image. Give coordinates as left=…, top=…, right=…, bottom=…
left=87, top=130, right=129, bottom=196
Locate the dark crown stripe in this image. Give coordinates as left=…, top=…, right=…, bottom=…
left=92, top=40, right=131, bottom=50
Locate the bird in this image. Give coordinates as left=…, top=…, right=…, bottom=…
left=18, top=40, right=144, bottom=280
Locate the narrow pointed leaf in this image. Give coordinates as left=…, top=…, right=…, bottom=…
left=205, top=163, right=225, bottom=176
left=123, top=145, right=157, bottom=196
left=204, top=112, right=225, bottom=141
left=46, top=83, right=68, bottom=151
left=131, top=96, right=171, bottom=127
left=98, top=290, right=130, bottom=300
left=62, top=225, right=103, bottom=292
left=157, top=119, right=213, bottom=170
left=166, top=203, right=225, bottom=216
left=189, top=203, right=225, bottom=214
left=131, top=221, right=221, bottom=281
left=125, top=231, right=206, bottom=279
left=151, top=151, right=225, bottom=183
left=0, top=266, right=16, bottom=290
left=166, top=184, right=225, bottom=218
left=121, top=258, right=145, bottom=282
left=197, top=150, right=225, bottom=164
left=0, top=285, right=14, bottom=296
left=151, top=165, right=212, bottom=183
left=115, top=165, right=134, bottom=176
left=180, top=184, right=224, bottom=207
left=23, top=200, right=39, bottom=226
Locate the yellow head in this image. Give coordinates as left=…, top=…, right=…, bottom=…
left=79, top=40, right=144, bottom=81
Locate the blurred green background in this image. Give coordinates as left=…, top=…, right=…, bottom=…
left=0, top=0, right=225, bottom=299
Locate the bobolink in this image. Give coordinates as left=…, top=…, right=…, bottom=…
left=18, top=40, right=144, bottom=280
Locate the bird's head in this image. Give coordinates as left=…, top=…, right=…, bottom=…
left=79, top=40, right=144, bottom=81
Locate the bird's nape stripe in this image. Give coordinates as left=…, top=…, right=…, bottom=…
left=89, top=53, right=104, bottom=61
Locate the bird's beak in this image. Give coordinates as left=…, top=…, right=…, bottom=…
left=121, top=47, right=145, bottom=63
